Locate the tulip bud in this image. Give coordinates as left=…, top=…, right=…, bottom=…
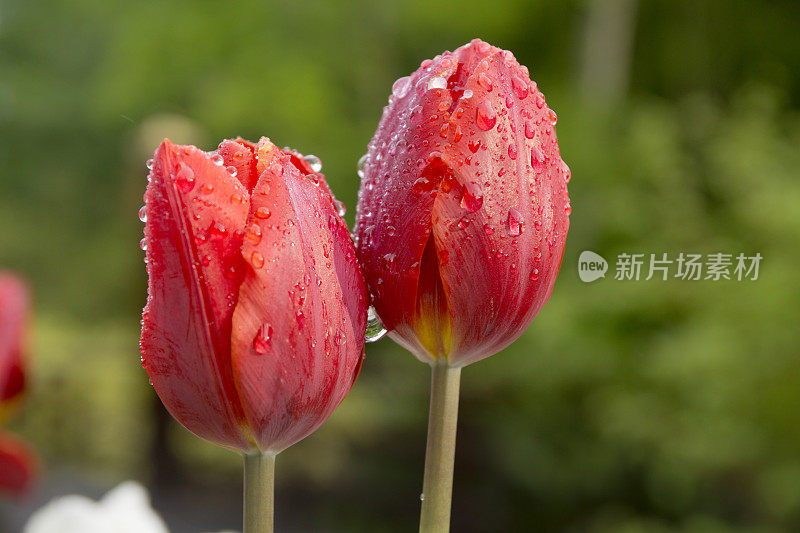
left=0, top=274, right=27, bottom=407
left=0, top=273, right=37, bottom=496
left=355, top=39, right=570, bottom=367
left=140, top=138, right=368, bottom=453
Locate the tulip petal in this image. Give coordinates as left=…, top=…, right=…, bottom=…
left=231, top=140, right=367, bottom=453
left=355, top=53, right=462, bottom=363
left=0, top=431, right=36, bottom=496
left=140, top=140, right=251, bottom=449
left=0, top=273, right=28, bottom=407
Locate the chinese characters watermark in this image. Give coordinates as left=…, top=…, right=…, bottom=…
left=578, top=251, right=761, bottom=283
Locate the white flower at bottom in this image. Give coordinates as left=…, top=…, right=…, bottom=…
left=24, top=481, right=169, bottom=533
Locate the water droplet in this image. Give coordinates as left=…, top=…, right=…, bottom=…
left=251, top=250, right=265, bottom=269
left=335, top=200, right=346, bottom=217
left=209, top=222, right=227, bottom=240
left=139, top=238, right=147, bottom=251
left=524, top=121, right=536, bottom=139
left=210, top=153, right=224, bottom=166
left=392, top=76, right=412, bottom=98
left=530, top=268, right=539, bottom=281
left=226, top=166, right=238, bottom=177
left=456, top=216, right=470, bottom=229
left=531, top=146, right=544, bottom=166
left=304, top=154, right=322, bottom=173
left=255, top=207, right=271, bottom=219
left=477, top=72, right=493, bottom=91
left=174, top=162, right=195, bottom=193
left=357, top=154, right=368, bottom=178
left=508, top=143, right=518, bottom=160
left=200, top=182, right=214, bottom=195
left=511, top=75, right=529, bottom=99
left=460, top=182, right=484, bottom=212
left=476, top=101, right=497, bottom=131
left=506, top=208, right=524, bottom=236
left=138, top=206, right=147, bottom=222
left=333, top=332, right=345, bottom=347
left=365, top=306, right=387, bottom=342
left=145, top=158, right=154, bottom=170
left=564, top=200, right=572, bottom=215
left=253, top=323, right=272, bottom=355
left=484, top=223, right=494, bottom=235
left=548, top=108, right=558, bottom=124
left=230, top=193, right=243, bottom=205
left=427, top=76, right=447, bottom=91
left=420, top=493, right=425, bottom=502
left=468, top=139, right=481, bottom=153
left=462, top=89, right=473, bottom=99
left=245, top=223, right=262, bottom=245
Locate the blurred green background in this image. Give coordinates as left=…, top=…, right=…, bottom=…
left=2, top=0, right=800, bottom=531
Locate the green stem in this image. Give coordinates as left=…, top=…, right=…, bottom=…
left=419, top=361, right=462, bottom=533
left=243, top=452, right=275, bottom=533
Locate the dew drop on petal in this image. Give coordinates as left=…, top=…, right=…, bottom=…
left=462, top=89, right=473, bottom=99
left=524, top=121, right=536, bottom=139
left=245, top=223, right=262, bottom=245
left=251, top=250, right=265, bottom=269
left=511, top=75, right=529, bottom=99
left=209, top=221, right=227, bottom=240
left=335, top=200, right=346, bottom=217
left=226, top=166, right=238, bottom=177
left=506, top=208, right=524, bottom=236
left=508, top=143, right=518, bottom=160
left=145, top=158, right=154, bottom=170
left=365, top=306, right=387, bottom=343
left=210, top=153, right=224, bottom=166
left=484, top=223, right=494, bottom=235
left=476, top=101, right=497, bottom=131
left=304, top=154, right=322, bottom=173
left=138, top=206, right=147, bottom=222
left=460, top=182, right=484, bottom=212
left=200, top=182, right=214, bottom=195
left=357, top=154, right=368, bottom=178
left=255, top=207, right=271, bottom=219
left=174, top=162, right=195, bottom=193
left=392, top=76, right=412, bottom=99
left=253, top=323, right=272, bottom=355
left=477, top=72, right=493, bottom=91
left=427, top=76, right=447, bottom=91
left=456, top=216, right=470, bottom=229
left=139, top=238, right=147, bottom=251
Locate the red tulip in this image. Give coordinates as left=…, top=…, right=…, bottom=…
left=355, top=39, right=570, bottom=367
left=140, top=138, right=367, bottom=453
left=0, top=273, right=37, bottom=496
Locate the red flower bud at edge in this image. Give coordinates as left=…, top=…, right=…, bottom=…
left=0, top=273, right=38, bottom=497
left=140, top=138, right=367, bottom=455
left=355, top=39, right=570, bottom=367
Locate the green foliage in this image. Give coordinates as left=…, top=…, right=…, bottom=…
left=1, top=0, right=799, bottom=531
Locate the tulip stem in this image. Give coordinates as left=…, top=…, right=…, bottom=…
left=419, top=361, right=462, bottom=533
left=243, top=452, right=275, bottom=533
